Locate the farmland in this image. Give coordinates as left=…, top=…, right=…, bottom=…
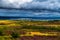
left=0, top=20, right=60, bottom=40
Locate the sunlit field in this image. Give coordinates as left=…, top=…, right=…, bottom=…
left=0, top=20, right=60, bottom=40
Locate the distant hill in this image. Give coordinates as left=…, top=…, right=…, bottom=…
left=0, top=16, right=60, bottom=20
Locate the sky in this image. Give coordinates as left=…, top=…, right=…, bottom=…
left=0, top=0, right=60, bottom=17
left=0, top=0, right=60, bottom=9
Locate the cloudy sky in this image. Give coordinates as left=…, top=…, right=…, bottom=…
left=0, top=0, right=60, bottom=9
left=0, top=0, right=60, bottom=17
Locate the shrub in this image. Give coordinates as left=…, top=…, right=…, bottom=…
left=0, top=29, right=4, bottom=36
left=11, top=32, right=20, bottom=39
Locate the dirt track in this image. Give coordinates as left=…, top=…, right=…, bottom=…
left=20, top=36, right=60, bottom=40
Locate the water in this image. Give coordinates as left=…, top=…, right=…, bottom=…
left=0, top=9, right=60, bottom=20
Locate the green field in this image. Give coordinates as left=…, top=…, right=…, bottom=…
left=0, top=20, right=59, bottom=40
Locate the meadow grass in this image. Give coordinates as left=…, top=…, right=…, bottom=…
left=0, top=20, right=59, bottom=40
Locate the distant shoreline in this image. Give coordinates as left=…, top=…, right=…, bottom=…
left=0, top=16, right=60, bottom=20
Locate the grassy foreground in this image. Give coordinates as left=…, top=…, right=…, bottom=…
left=0, top=20, right=59, bottom=40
